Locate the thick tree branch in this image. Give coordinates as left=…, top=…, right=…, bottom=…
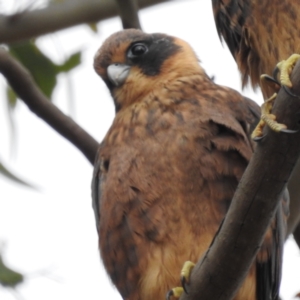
left=286, top=157, right=300, bottom=235
left=180, top=62, right=300, bottom=300
left=293, top=223, right=300, bottom=249
left=115, top=0, right=141, bottom=30
left=0, top=49, right=98, bottom=165
left=0, top=0, right=171, bottom=44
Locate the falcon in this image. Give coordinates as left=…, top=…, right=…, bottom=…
left=212, top=0, right=300, bottom=137
left=92, top=29, right=288, bottom=300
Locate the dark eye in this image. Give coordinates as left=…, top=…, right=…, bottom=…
left=128, top=43, right=148, bottom=57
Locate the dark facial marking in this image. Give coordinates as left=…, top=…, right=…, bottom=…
left=126, top=34, right=182, bottom=76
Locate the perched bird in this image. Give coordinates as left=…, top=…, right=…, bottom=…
left=92, top=29, right=288, bottom=300
left=212, top=0, right=300, bottom=137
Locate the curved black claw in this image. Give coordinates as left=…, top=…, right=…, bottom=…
left=166, top=290, right=173, bottom=300
left=252, top=129, right=297, bottom=142
left=252, top=134, right=266, bottom=142
left=181, top=275, right=188, bottom=294
left=283, top=85, right=300, bottom=98
left=264, top=73, right=281, bottom=86
left=280, top=128, right=298, bottom=134
left=272, top=66, right=281, bottom=84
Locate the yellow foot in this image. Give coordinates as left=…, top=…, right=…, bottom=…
left=261, top=112, right=287, bottom=133
left=275, top=53, right=300, bottom=87
left=180, top=261, right=195, bottom=289
left=251, top=93, right=289, bottom=139
left=166, top=287, right=183, bottom=300
left=166, top=261, right=195, bottom=299
left=252, top=56, right=300, bottom=140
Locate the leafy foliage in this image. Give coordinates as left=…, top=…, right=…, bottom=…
left=9, top=41, right=81, bottom=99
left=0, top=254, right=24, bottom=288
left=0, top=161, right=34, bottom=188
left=1, top=40, right=82, bottom=184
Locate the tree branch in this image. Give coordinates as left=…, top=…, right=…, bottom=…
left=0, top=0, right=172, bottom=44
left=0, top=49, right=98, bottom=165
left=180, top=62, right=300, bottom=300
left=293, top=222, right=300, bottom=249
left=286, top=157, right=300, bottom=235
left=115, top=0, right=141, bottom=30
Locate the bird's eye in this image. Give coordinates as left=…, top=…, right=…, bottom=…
left=128, top=43, right=148, bottom=57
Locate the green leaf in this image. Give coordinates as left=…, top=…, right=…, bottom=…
left=6, top=86, right=17, bottom=109
left=87, top=23, right=98, bottom=33
left=9, top=41, right=82, bottom=99
left=9, top=41, right=58, bottom=98
left=0, top=161, right=34, bottom=188
left=0, top=255, right=24, bottom=287
left=56, top=51, right=81, bottom=73
left=5, top=86, right=17, bottom=151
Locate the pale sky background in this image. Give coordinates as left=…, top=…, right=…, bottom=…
left=0, top=1, right=300, bottom=299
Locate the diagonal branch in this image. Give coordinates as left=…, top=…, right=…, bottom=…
left=0, top=49, right=99, bottom=165
left=286, top=157, right=300, bottom=235
left=293, top=223, right=300, bottom=248
left=0, top=0, right=172, bottom=44
left=115, top=0, right=142, bottom=29
left=180, top=62, right=300, bottom=300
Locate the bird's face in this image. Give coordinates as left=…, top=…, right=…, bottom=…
left=94, top=29, right=202, bottom=111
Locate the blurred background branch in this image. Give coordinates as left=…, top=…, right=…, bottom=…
left=0, top=49, right=98, bottom=165
left=115, top=0, right=142, bottom=29
left=0, top=0, right=171, bottom=44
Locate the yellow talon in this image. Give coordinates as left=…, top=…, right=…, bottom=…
left=252, top=55, right=300, bottom=140
left=251, top=120, right=265, bottom=139
left=166, top=287, right=184, bottom=300
left=260, top=93, right=288, bottom=133
left=180, top=261, right=195, bottom=287
left=261, top=114, right=287, bottom=132
left=276, top=53, right=300, bottom=87
left=252, top=93, right=279, bottom=139
left=166, top=261, right=195, bottom=299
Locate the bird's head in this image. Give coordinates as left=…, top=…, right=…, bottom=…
left=94, top=29, right=203, bottom=111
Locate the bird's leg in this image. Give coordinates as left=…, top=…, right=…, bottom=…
left=166, top=261, right=195, bottom=300
left=275, top=54, right=300, bottom=88
left=251, top=93, right=288, bottom=139
left=251, top=74, right=295, bottom=140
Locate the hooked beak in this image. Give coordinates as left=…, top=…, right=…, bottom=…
left=107, top=63, right=131, bottom=87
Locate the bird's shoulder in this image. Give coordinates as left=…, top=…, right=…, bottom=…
left=104, top=75, right=255, bottom=147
